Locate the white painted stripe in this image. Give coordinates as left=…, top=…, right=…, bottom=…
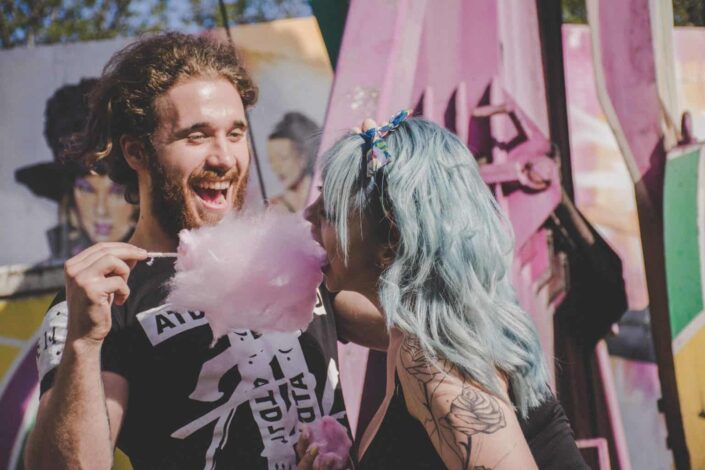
left=665, top=143, right=702, bottom=161
left=674, top=310, right=705, bottom=354
left=8, top=385, right=39, bottom=469
left=0, top=336, right=28, bottom=348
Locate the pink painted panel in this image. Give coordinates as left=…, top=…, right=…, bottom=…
left=312, top=0, right=562, bottom=434
left=586, top=0, right=686, bottom=466
left=311, top=0, right=428, bottom=435
left=592, top=0, right=663, bottom=190
left=410, top=0, right=498, bottom=132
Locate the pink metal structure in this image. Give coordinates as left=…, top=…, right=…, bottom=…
left=587, top=0, right=689, bottom=467
left=309, top=0, right=562, bottom=434
left=308, top=4, right=630, bottom=469
left=577, top=438, right=612, bottom=470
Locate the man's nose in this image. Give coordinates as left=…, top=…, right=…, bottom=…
left=206, top=134, right=237, bottom=170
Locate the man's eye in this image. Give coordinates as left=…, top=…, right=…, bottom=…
left=187, top=133, right=207, bottom=142
left=228, top=130, right=245, bottom=141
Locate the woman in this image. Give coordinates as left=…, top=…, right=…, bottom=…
left=15, top=78, right=137, bottom=262
left=304, top=112, right=585, bottom=469
left=267, top=112, right=321, bottom=212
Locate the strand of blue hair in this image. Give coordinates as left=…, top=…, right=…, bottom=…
left=321, top=117, right=551, bottom=416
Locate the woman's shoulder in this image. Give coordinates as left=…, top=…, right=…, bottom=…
left=394, top=334, right=537, bottom=469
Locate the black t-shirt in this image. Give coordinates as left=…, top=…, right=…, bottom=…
left=37, top=258, right=348, bottom=469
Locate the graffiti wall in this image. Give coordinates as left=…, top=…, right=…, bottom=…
left=563, top=24, right=705, bottom=470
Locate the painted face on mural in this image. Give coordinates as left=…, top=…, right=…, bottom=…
left=72, top=174, right=135, bottom=242
left=267, top=137, right=307, bottom=190
left=147, top=77, right=251, bottom=235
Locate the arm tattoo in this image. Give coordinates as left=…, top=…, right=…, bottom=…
left=400, top=336, right=507, bottom=469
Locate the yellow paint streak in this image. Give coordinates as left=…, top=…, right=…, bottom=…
left=0, top=294, right=55, bottom=340
left=674, top=326, right=705, bottom=469
left=114, top=448, right=133, bottom=470
left=0, top=344, right=20, bottom=378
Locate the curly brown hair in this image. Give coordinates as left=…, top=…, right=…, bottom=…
left=67, top=32, right=258, bottom=204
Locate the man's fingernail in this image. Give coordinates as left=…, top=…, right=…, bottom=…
left=309, top=447, right=318, bottom=457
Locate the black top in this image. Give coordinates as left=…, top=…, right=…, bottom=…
left=358, top=374, right=588, bottom=469
left=37, top=258, right=348, bottom=469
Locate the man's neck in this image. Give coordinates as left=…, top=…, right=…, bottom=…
left=128, top=212, right=178, bottom=253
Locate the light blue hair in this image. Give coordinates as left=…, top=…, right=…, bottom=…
left=321, top=117, right=550, bottom=415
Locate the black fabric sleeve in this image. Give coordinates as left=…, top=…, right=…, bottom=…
left=100, top=319, right=131, bottom=379
left=39, top=368, right=59, bottom=397
left=318, top=286, right=349, bottom=344
left=519, top=395, right=590, bottom=470
left=38, top=304, right=131, bottom=396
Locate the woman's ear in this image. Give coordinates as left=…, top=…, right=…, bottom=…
left=376, top=245, right=395, bottom=270
left=375, top=225, right=399, bottom=270
left=120, top=135, right=148, bottom=171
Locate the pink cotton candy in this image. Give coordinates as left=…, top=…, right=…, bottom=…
left=306, top=417, right=352, bottom=470
left=166, top=210, right=326, bottom=339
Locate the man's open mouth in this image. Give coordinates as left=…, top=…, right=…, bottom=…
left=192, top=180, right=231, bottom=208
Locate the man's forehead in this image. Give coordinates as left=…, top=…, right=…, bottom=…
left=154, top=76, right=245, bottom=129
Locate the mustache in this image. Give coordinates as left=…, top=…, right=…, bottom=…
left=189, top=168, right=242, bottom=186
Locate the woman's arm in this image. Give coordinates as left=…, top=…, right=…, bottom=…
left=395, top=335, right=537, bottom=470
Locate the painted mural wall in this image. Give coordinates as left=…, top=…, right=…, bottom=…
left=563, top=24, right=705, bottom=470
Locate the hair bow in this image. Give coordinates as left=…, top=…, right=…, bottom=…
left=360, top=109, right=412, bottom=179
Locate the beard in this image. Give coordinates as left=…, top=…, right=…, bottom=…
left=148, top=158, right=249, bottom=238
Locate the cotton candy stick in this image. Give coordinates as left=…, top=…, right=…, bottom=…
left=144, top=252, right=177, bottom=266
left=146, top=252, right=177, bottom=258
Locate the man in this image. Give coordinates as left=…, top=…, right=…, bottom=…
left=27, top=33, right=347, bottom=470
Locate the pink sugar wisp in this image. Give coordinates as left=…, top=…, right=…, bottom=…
left=305, top=417, right=352, bottom=470
left=166, top=210, right=326, bottom=339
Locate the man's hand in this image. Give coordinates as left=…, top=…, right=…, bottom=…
left=64, top=242, right=147, bottom=345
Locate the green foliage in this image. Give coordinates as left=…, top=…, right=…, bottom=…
left=0, top=0, right=311, bottom=49
left=562, top=0, right=705, bottom=26
left=187, top=0, right=310, bottom=29
left=673, top=0, right=705, bottom=26
left=562, top=0, right=587, bottom=24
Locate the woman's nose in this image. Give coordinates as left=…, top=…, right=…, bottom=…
left=95, top=192, right=108, bottom=217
